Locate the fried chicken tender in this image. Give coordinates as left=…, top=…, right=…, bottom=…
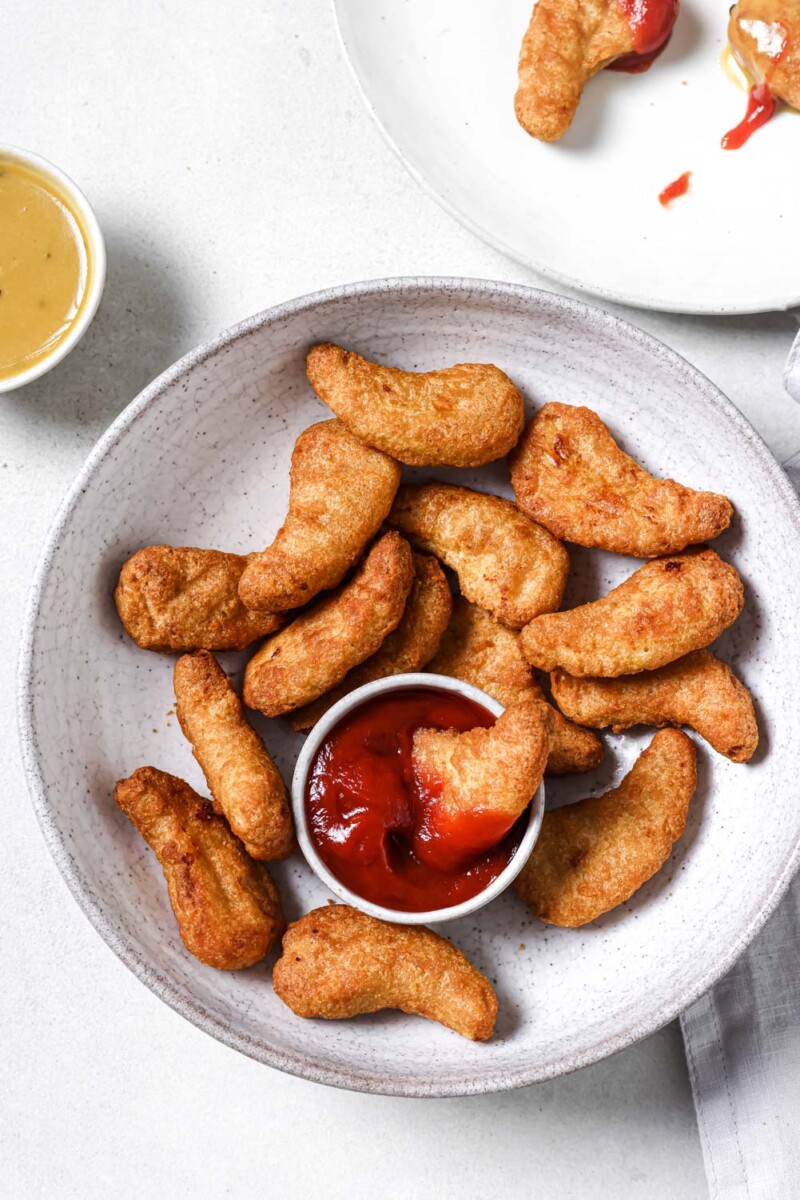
left=551, top=649, right=758, bottom=763
left=388, top=484, right=569, bottom=629
left=115, top=767, right=285, bottom=969
left=729, top=0, right=800, bottom=110
left=520, top=549, right=744, bottom=677
left=290, top=554, right=452, bottom=731
left=238, top=420, right=401, bottom=613
left=428, top=597, right=603, bottom=776
left=515, top=0, right=634, bottom=141
left=544, top=712, right=603, bottom=776
left=411, top=699, right=552, bottom=870
left=428, top=597, right=540, bottom=706
left=243, top=532, right=415, bottom=718
left=509, top=404, right=733, bottom=557
left=514, top=729, right=696, bottom=927
left=272, top=905, right=497, bottom=1041
left=306, top=343, right=525, bottom=468
left=174, top=651, right=295, bottom=860
left=115, top=545, right=282, bottom=653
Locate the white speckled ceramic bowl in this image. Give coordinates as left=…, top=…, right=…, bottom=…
left=291, top=672, right=544, bottom=925
left=18, top=278, right=800, bottom=1096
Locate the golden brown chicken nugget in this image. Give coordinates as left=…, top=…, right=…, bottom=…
left=388, top=484, right=569, bottom=629
left=729, top=0, right=800, bottom=111
left=510, top=404, right=733, bottom=557
left=115, top=545, right=282, bottom=653
left=514, top=729, right=696, bottom=927
left=544, top=711, right=605, bottom=776
left=411, top=700, right=552, bottom=870
left=115, top=767, right=285, bottom=969
left=551, top=649, right=758, bottom=763
left=306, top=343, right=525, bottom=468
left=243, top=532, right=415, bottom=718
left=428, top=597, right=603, bottom=776
left=174, top=651, right=295, bottom=860
left=428, top=596, right=537, bottom=708
left=290, top=554, right=452, bottom=731
left=273, top=905, right=497, bottom=1041
left=515, top=0, right=634, bottom=141
left=521, top=549, right=744, bottom=677
left=238, top=420, right=401, bottom=613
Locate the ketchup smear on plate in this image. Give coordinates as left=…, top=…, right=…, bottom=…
left=722, top=83, right=777, bottom=150
left=608, top=0, right=680, bottom=73
left=305, top=688, right=527, bottom=913
left=659, top=171, right=691, bottom=206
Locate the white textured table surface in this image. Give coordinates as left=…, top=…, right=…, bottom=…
left=3, top=2, right=799, bottom=1196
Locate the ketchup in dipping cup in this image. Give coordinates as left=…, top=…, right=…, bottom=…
left=302, top=683, right=531, bottom=915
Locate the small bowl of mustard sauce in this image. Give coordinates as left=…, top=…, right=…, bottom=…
left=0, top=146, right=105, bottom=392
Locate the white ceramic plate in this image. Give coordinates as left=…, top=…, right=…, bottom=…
left=18, top=278, right=800, bottom=1096
left=333, top=0, right=800, bottom=314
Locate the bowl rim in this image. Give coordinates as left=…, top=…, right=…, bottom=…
left=290, top=671, right=544, bottom=924
left=16, top=274, right=800, bottom=1096
left=0, top=144, right=107, bottom=394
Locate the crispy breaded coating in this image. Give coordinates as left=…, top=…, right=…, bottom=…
left=729, top=0, right=800, bottom=110
left=411, top=700, right=552, bottom=869
left=515, top=0, right=634, bottom=141
left=514, top=729, right=696, bottom=927
left=243, top=532, right=415, bottom=718
left=115, top=545, right=282, bottom=653
left=521, top=549, right=744, bottom=677
left=306, top=343, right=525, bottom=468
left=238, top=420, right=401, bottom=613
left=551, top=649, right=758, bottom=763
left=290, top=554, right=451, bottom=731
left=388, top=484, right=569, bottom=629
left=115, top=767, right=285, bottom=969
left=428, top=597, right=603, bottom=776
left=509, top=404, right=733, bottom=557
left=272, top=905, right=497, bottom=1041
left=544, top=711, right=604, bottom=776
left=174, top=651, right=295, bottom=860
left=429, top=596, right=541, bottom=707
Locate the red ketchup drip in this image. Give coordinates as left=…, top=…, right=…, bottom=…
left=659, top=171, right=691, bottom=206
left=305, top=688, right=527, bottom=913
left=412, top=764, right=518, bottom=873
left=722, top=83, right=777, bottom=149
left=609, top=0, right=680, bottom=73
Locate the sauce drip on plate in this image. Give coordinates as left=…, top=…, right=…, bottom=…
left=722, top=82, right=778, bottom=148
left=305, top=688, right=527, bottom=913
left=659, top=171, right=691, bottom=206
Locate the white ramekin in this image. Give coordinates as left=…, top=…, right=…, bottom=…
left=291, top=672, right=545, bottom=925
left=0, top=145, right=106, bottom=393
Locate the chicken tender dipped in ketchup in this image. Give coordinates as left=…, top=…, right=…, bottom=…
left=305, top=688, right=549, bottom=912
left=515, top=0, right=680, bottom=141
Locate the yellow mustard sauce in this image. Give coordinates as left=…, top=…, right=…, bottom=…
left=720, top=43, right=754, bottom=93
left=0, top=155, right=92, bottom=381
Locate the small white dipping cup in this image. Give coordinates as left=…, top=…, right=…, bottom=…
left=0, top=145, right=106, bottom=393
left=291, top=672, right=545, bottom=925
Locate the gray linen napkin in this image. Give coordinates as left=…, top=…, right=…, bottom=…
left=680, top=883, right=800, bottom=1199
left=785, top=326, right=800, bottom=406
